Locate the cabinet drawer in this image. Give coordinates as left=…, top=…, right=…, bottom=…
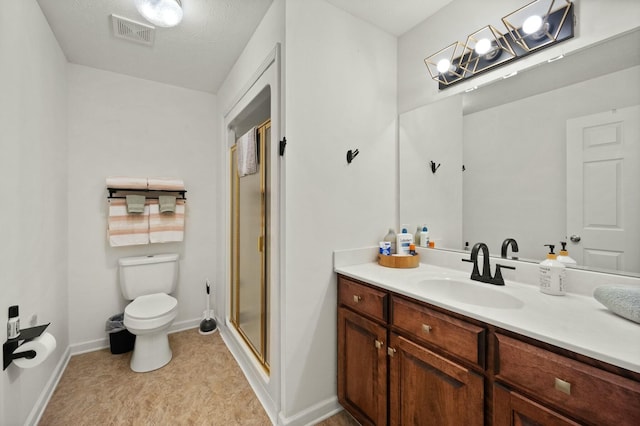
left=495, top=333, right=640, bottom=426
left=338, top=276, right=387, bottom=322
left=391, top=296, right=485, bottom=366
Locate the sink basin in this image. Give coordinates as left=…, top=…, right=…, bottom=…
left=416, top=278, right=524, bottom=309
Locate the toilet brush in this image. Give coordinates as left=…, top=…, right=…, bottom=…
left=199, top=280, right=217, bottom=335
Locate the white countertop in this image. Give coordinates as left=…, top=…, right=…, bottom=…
left=335, top=259, right=640, bottom=374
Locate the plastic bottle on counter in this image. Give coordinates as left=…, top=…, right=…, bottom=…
left=396, top=227, right=413, bottom=255
left=419, top=226, right=430, bottom=248
left=539, top=244, right=566, bottom=296
left=384, top=228, right=397, bottom=255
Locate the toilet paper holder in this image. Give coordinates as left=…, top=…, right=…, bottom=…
left=3, top=323, right=50, bottom=370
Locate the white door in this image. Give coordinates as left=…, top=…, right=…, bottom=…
left=566, top=105, right=640, bottom=273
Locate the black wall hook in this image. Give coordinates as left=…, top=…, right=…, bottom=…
left=346, top=149, right=359, bottom=164
left=430, top=161, right=441, bottom=174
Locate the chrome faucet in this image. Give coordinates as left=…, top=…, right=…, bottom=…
left=501, top=238, right=519, bottom=259
left=462, top=242, right=515, bottom=286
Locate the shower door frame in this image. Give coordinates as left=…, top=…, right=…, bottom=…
left=230, top=119, right=271, bottom=373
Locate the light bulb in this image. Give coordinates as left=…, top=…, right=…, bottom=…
left=522, top=15, right=543, bottom=35
left=135, top=0, right=183, bottom=28
left=475, top=38, right=492, bottom=55
left=436, top=59, right=451, bottom=74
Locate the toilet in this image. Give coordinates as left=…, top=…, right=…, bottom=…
left=118, top=253, right=179, bottom=372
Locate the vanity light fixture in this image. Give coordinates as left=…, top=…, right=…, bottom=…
left=424, top=42, right=466, bottom=86
left=502, top=0, right=573, bottom=53
left=461, top=25, right=516, bottom=75
left=424, top=0, right=574, bottom=90
left=135, top=0, right=183, bottom=28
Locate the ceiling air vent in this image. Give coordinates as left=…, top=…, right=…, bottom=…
left=111, top=14, right=155, bottom=46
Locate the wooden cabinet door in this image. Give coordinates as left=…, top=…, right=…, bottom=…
left=338, top=307, right=387, bottom=426
left=493, top=384, right=581, bottom=426
left=389, top=333, right=483, bottom=426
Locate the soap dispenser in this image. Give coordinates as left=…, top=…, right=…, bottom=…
left=557, top=241, right=577, bottom=266
left=539, top=244, right=566, bottom=296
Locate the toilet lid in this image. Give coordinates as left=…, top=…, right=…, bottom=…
left=126, top=293, right=177, bottom=319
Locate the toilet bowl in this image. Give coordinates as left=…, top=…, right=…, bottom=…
left=124, top=293, right=178, bottom=372
left=118, top=253, right=179, bottom=373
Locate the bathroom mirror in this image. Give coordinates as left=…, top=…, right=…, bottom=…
left=399, top=28, right=640, bottom=277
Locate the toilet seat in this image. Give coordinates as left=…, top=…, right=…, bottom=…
left=124, top=293, right=178, bottom=332
left=126, top=293, right=177, bottom=319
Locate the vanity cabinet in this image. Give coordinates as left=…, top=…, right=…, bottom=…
left=337, top=274, right=640, bottom=426
left=388, top=332, right=484, bottom=425
left=338, top=275, right=484, bottom=425
left=337, top=278, right=388, bottom=425
left=493, top=384, right=580, bottom=426
left=494, top=333, right=640, bottom=426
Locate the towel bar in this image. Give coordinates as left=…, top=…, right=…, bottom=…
left=107, top=188, right=187, bottom=200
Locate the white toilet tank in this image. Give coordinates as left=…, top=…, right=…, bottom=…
left=118, top=253, right=179, bottom=300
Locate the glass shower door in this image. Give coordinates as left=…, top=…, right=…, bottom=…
left=230, top=120, right=270, bottom=371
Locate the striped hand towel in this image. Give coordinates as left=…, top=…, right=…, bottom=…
left=149, top=199, right=185, bottom=243
left=106, top=176, right=148, bottom=190
left=147, top=178, right=185, bottom=191
left=107, top=199, right=150, bottom=246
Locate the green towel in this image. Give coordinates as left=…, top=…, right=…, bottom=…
left=159, top=195, right=176, bottom=214
left=126, top=194, right=146, bottom=214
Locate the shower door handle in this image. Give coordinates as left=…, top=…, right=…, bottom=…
left=258, top=236, right=264, bottom=252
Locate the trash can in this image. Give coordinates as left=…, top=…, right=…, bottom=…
left=105, top=313, right=136, bottom=354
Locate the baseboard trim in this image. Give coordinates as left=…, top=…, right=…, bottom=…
left=69, top=337, right=109, bottom=355
left=278, top=396, right=342, bottom=426
left=26, top=346, right=71, bottom=426
left=69, top=318, right=201, bottom=355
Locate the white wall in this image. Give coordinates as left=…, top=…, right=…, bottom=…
left=399, top=95, right=464, bottom=250
left=463, top=65, right=640, bottom=260
left=398, top=0, right=640, bottom=113
left=283, top=0, right=397, bottom=422
left=0, top=1, right=69, bottom=424
left=67, top=65, right=218, bottom=349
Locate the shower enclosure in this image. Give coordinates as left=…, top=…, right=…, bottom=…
left=230, top=119, right=271, bottom=372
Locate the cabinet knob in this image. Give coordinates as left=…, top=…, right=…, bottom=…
left=422, top=324, right=433, bottom=333
left=387, top=347, right=396, bottom=357
left=353, top=295, right=362, bottom=303
left=375, top=340, right=383, bottom=349
left=554, top=377, right=571, bottom=395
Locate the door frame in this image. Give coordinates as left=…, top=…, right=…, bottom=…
left=221, top=43, right=283, bottom=423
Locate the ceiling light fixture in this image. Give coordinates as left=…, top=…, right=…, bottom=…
left=424, top=0, right=574, bottom=90
left=135, top=0, right=183, bottom=28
